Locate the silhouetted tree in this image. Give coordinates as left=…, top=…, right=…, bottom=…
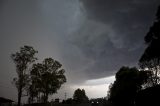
left=11, top=46, right=38, bottom=106
left=108, top=66, right=149, bottom=106
left=30, top=58, right=66, bottom=103
left=73, top=88, right=89, bottom=103
left=139, top=70, right=154, bottom=88
left=62, top=98, right=73, bottom=104
left=139, top=6, right=160, bottom=86
left=135, top=85, right=160, bottom=106
left=28, top=63, right=43, bottom=103
left=28, top=82, right=39, bottom=103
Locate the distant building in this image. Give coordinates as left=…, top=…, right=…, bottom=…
left=0, top=97, right=13, bottom=106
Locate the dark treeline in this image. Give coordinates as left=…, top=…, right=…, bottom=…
left=107, top=5, right=160, bottom=106
left=62, top=88, right=89, bottom=104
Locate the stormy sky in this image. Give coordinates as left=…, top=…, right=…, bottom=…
left=0, top=0, right=160, bottom=101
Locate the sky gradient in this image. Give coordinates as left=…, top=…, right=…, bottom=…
left=0, top=0, right=160, bottom=102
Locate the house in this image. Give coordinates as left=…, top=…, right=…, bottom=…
left=0, top=97, right=13, bottom=106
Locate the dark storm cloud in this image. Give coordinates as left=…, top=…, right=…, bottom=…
left=79, top=0, right=160, bottom=48
left=70, top=0, right=160, bottom=78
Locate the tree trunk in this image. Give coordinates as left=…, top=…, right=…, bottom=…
left=18, top=89, right=22, bottom=106
left=45, top=93, right=48, bottom=103
left=18, top=76, right=23, bottom=106
left=43, top=92, right=48, bottom=103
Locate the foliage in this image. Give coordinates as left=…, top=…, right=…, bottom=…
left=62, top=98, right=73, bottom=104
left=11, top=45, right=66, bottom=104
left=73, top=88, right=89, bottom=103
left=135, top=85, right=160, bottom=106
left=11, top=45, right=38, bottom=106
left=139, top=6, right=160, bottom=86
left=29, top=58, right=66, bottom=103
left=108, top=66, right=149, bottom=106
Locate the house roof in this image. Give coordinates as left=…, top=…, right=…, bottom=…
left=0, top=97, right=13, bottom=103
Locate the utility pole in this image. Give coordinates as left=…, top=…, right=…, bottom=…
left=65, top=92, right=67, bottom=100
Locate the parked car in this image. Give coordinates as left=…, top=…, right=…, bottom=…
left=91, top=101, right=99, bottom=106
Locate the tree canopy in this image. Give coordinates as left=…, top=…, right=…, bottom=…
left=73, top=88, right=89, bottom=103
left=108, top=66, right=149, bottom=106
left=29, top=58, right=66, bottom=103
left=139, top=6, right=160, bottom=86
left=11, top=45, right=38, bottom=106
left=11, top=45, right=66, bottom=104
